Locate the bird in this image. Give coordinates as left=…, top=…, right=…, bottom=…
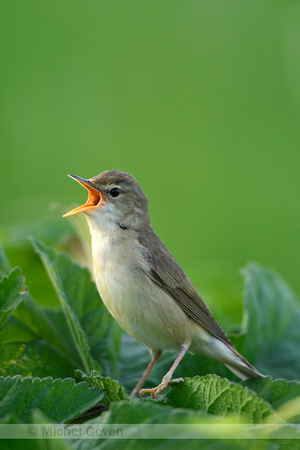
left=64, top=170, right=263, bottom=398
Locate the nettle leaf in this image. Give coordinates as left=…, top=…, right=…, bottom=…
left=75, top=370, right=128, bottom=407
left=32, top=410, right=74, bottom=450
left=243, top=376, right=300, bottom=422
left=0, top=267, right=28, bottom=328
left=0, top=248, right=82, bottom=379
left=0, top=375, right=107, bottom=424
left=32, top=238, right=101, bottom=375
left=32, top=238, right=122, bottom=378
left=68, top=401, right=262, bottom=448
left=0, top=315, right=77, bottom=379
left=99, top=399, right=205, bottom=424
left=41, top=307, right=81, bottom=363
left=238, top=264, right=300, bottom=380
left=13, top=294, right=79, bottom=362
left=0, top=249, right=74, bottom=378
left=164, top=375, right=274, bottom=424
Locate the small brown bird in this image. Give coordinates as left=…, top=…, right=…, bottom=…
left=64, top=170, right=262, bottom=398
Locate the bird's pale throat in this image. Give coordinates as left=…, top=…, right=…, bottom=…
left=63, top=174, right=103, bottom=217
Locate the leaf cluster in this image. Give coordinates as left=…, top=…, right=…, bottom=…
left=0, top=238, right=300, bottom=449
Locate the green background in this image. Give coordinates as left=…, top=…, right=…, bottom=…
left=1, top=1, right=299, bottom=300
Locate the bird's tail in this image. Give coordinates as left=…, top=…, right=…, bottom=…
left=224, top=345, right=264, bottom=380
left=195, top=334, right=264, bottom=380
left=225, top=363, right=261, bottom=380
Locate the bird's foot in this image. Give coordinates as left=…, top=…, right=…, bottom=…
left=139, top=376, right=184, bottom=399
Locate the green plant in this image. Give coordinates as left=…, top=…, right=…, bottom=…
left=1, top=237, right=300, bottom=449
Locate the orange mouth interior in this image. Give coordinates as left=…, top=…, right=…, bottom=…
left=63, top=175, right=102, bottom=217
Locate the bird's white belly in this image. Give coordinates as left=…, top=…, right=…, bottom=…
left=91, top=232, right=193, bottom=351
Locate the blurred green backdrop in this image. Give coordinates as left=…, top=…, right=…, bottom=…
left=1, top=1, right=299, bottom=301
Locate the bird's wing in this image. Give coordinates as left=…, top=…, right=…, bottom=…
left=139, top=228, right=232, bottom=346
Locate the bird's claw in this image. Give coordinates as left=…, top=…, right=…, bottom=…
left=139, top=377, right=184, bottom=399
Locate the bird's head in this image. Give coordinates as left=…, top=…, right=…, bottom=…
left=63, top=170, right=150, bottom=231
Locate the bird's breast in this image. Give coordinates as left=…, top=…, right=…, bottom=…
left=89, top=227, right=194, bottom=350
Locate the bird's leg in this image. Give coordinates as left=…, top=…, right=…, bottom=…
left=139, top=344, right=189, bottom=399
left=130, top=349, right=162, bottom=398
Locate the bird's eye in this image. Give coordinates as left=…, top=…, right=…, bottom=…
left=110, top=187, right=121, bottom=198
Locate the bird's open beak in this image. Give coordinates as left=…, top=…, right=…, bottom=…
left=63, top=174, right=102, bottom=217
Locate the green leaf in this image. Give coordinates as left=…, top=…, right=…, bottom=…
left=41, top=306, right=81, bottom=362
left=0, top=243, right=11, bottom=276
left=32, top=410, right=74, bottom=450
left=75, top=370, right=128, bottom=407
left=13, top=295, right=80, bottom=363
left=0, top=267, right=28, bottom=328
left=98, top=399, right=205, bottom=424
left=0, top=316, right=77, bottom=378
left=69, top=401, right=266, bottom=448
left=0, top=375, right=107, bottom=424
left=243, top=376, right=300, bottom=422
left=0, top=269, right=85, bottom=379
left=0, top=218, right=87, bottom=308
left=238, top=263, right=300, bottom=380
left=164, top=375, right=275, bottom=424
left=31, top=237, right=122, bottom=378
left=0, top=276, right=83, bottom=379
left=31, top=237, right=101, bottom=375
